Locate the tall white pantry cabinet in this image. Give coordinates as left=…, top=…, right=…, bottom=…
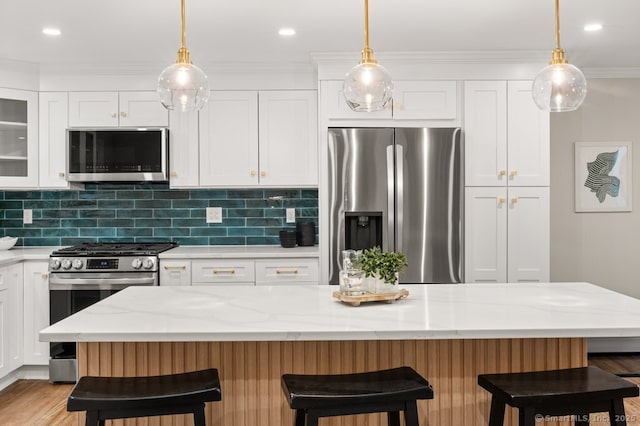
left=464, top=81, right=550, bottom=283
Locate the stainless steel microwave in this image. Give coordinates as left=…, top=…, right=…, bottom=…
left=66, top=128, right=169, bottom=182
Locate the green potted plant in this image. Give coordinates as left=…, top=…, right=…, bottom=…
left=354, top=246, right=407, bottom=294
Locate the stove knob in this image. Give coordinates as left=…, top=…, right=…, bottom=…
left=61, top=259, right=72, bottom=270
left=50, top=259, right=61, bottom=270
left=131, top=258, right=143, bottom=269
left=72, top=259, right=84, bottom=270
left=142, top=258, right=155, bottom=269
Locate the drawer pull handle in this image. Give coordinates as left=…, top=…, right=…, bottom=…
left=276, top=269, right=299, bottom=274
left=213, top=269, right=236, bottom=274
left=163, top=265, right=186, bottom=270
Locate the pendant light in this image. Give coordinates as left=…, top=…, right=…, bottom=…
left=157, top=0, right=209, bottom=112
left=532, top=0, right=587, bottom=112
left=343, top=0, right=393, bottom=112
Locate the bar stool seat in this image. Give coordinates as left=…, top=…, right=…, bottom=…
left=478, top=366, right=639, bottom=426
left=67, top=368, right=221, bottom=426
left=281, top=366, right=433, bottom=426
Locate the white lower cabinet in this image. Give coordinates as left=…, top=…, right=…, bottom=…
left=465, top=187, right=549, bottom=283
left=161, top=257, right=319, bottom=286
left=159, top=260, right=192, bottom=286
left=23, top=261, right=50, bottom=365
left=0, top=263, right=23, bottom=379
left=191, top=259, right=255, bottom=286
left=255, top=259, right=319, bottom=285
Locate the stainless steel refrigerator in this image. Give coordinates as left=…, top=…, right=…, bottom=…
left=328, top=127, right=462, bottom=284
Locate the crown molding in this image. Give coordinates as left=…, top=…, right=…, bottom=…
left=583, top=67, right=640, bottom=78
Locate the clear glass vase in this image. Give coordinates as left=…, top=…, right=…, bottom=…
left=339, top=250, right=365, bottom=296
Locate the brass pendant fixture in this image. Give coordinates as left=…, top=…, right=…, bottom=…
left=343, top=0, right=393, bottom=112
left=532, top=0, right=587, bottom=112
left=157, top=0, right=209, bottom=112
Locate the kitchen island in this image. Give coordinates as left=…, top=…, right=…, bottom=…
left=40, top=283, right=640, bottom=426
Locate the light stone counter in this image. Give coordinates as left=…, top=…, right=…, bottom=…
left=0, top=246, right=59, bottom=267
left=44, top=282, right=638, bottom=426
left=159, top=245, right=319, bottom=259
left=39, top=282, right=640, bottom=342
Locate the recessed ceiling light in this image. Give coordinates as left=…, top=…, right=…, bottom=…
left=42, top=28, right=62, bottom=36
left=278, top=28, right=296, bottom=37
left=584, top=23, right=603, bottom=32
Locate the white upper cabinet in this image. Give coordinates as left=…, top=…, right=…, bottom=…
left=258, top=90, right=318, bottom=186
left=169, top=109, right=199, bottom=187
left=322, top=80, right=457, bottom=121
left=196, top=90, right=318, bottom=187
left=464, top=81, right=549, bottom=187
left=0, top=88, right=38, bottom=188
left=200, top=91, right=260, bottom=186
left=68, top=91, right=169, bottom=127
left=322, top=80, right=392, bottom=120
left=38, top=92, right=70, bottom=188
left=392, top=81, right=457, bottom=120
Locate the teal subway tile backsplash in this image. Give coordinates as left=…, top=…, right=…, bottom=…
left=0, top=183, right=318, bottom=247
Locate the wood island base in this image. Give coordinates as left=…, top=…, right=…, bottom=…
left=74, top=338, right=587, bottom=426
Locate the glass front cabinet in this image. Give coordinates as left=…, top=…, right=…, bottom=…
left=0, top=88, right=38, bottom=187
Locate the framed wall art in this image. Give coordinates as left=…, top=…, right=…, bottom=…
left=574, top=141, right=633, bottom=212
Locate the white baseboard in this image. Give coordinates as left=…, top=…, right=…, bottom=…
left=588, top=337, right=640, bottom=353
left=0, top=365, right=49, bottom=392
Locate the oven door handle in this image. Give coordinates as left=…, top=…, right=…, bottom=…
left=49, top=275, right=157, bottom=290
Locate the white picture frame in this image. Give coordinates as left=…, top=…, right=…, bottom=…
left=575, top=141, right=633, bottom=212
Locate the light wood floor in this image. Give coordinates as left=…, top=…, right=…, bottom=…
left=0, top=355, right=639, bottom=426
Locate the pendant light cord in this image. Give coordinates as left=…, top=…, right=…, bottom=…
left=360, top=0, right=376, bottom=63
left=176, top=0, right=191, bottom=64
left=554, top=0, right=561, bottom=49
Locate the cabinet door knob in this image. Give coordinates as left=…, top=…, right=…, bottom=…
left=511, top=197, right=518, bottom=204
left=498, top=197, right=506, bottom=204
left=498, top=170, right=507, bottom=176
left=250, top=170, right=257, bottom=177
left=394, top=102, right=404, bottom=110
left=111, top=112, right=117, bottom=118
left=58, top=172, right=65, bottom=178
left=120, top=112, right=127, bottom=118
left=170, top=171, right=178, bottom=177
left=510, top=170, right=517, bottom=177
left=261, top=171, right=266, bottom=177
left=41, top=274, right=48, bottom=280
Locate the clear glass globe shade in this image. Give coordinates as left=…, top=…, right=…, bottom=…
left=532, top=63, right=587, bottom=112
left=157, top=62, right=210, bottom=112
left=343, top=62, right=393, bottom=112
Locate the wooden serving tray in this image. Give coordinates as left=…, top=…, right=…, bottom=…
left=332, top=288, right=409, bottom=306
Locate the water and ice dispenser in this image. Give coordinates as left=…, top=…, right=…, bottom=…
left=344, top=212, right=382, bottom=251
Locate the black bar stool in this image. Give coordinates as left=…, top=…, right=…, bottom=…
left=67, top=368, right=221, bottom=426
left=478, top=366, right=639, bottom=426
left=281, top=366, right=433, bottom=426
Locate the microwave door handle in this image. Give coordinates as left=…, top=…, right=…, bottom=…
left=395, top=144, right=404, bottom=253
left=386, top=145, right=395, bottom=253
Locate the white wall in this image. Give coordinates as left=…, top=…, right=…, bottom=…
left=551, top=78, right=640, bottom=299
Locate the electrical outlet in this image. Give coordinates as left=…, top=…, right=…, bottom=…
left=23, top=209, right=33, bottom=224
left=286, top=208, right=296, bottom=223
left=206, top=207, right=223, bottom=223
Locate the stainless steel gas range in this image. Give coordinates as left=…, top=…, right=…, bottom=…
left=48, top=242, right=177, bottom=382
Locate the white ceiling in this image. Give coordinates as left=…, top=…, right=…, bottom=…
left=1, top=0, right=639, bottom=71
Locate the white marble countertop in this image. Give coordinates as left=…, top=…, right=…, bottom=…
left=0, top=246, right=59, bottom=267
left=40, top=282, right=640, bottom=343
left=159, top=245, right=319, bottom=259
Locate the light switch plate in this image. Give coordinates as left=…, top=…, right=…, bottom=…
left=286, top=208, right=296, bottom=223
left=206, top=207, right=223, bottom=223
left=23, top=209, right=33, bottom=224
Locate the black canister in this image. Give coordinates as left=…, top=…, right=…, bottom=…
left=296, top=221, right=316, bottom=246
left=279, top=230, right=297, bottom=248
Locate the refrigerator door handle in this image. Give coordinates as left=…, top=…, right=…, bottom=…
left=386, top=144, right=395, bottom=252
left=395, top=144, right=404, bottom=253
